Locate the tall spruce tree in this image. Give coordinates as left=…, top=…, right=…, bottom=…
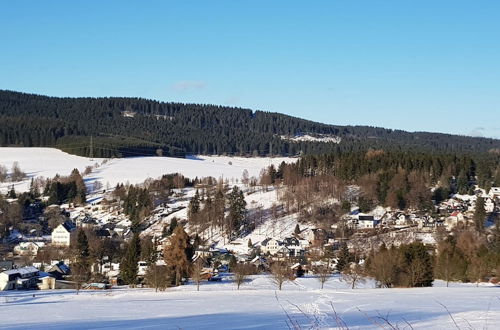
left=474, top=197, right=486, bottom=232
left=227, top=186, right=246, bottom=240
left=188, top=189, right=201, bottom=220
left=121, top=233, right=141, bottom=285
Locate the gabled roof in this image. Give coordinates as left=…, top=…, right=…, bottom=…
left=261, top=238, right=272, bottom=246
left=283, top=237, right=300, bottom=246
left=61, top=221, right=76, bottom=232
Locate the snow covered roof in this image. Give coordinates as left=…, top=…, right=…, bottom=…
left=3, top=266, right=39, bottom=276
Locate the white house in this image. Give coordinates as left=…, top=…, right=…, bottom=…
left=260, top=238, right=282, bottom=255
left=282, top=237, right=305, bottom=257
left=485, top=198, right=495, bottom=213
left=445, top=211, right=465, bottom=229
left=51, top=222, right=76, bottom=247
left=137, top=261, right=148, bottom=276
left=13, top=241, right=45, bottom=256
left=357, top=215, right=380, bottom=229
left=395, top=214, right=409, bottom=227
left=0, top=266, right=40, bottom=291
left=489, top=187, right=500, bottom=199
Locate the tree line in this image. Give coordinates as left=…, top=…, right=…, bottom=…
left=1, top=90, right=499, bottom=158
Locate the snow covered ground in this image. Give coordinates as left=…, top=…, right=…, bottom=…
left=0, top=148, right=295, bottom=193
left=280, top=134, right=341, bottom=144
left=0, top=276, right=498, bottom=329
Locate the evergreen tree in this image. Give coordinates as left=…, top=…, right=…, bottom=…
left=336, top=243, right=351, bottom=272
left=294, top=224, right=301, bottom=235
left=7, top=186, right=16, bottom=199
left=121, top=233, right=141, bottom=285
left=226, top=186, right=247, bottom=240
left=188, top=189, right=201, bottom=220
left=76, top=229, right=90, bottom=259
left=72, top=229, right=91, bottom=293
left=399, top=242, right=434, bottom=287
left=168, top=217, right=178, bottom=236
left=474, top=197, right=486, bottom=232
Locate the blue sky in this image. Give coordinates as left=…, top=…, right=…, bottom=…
left=1, top=1, right=499, bottom=138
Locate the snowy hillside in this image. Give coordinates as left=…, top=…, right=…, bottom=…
left=0, top=148, right=295, bottom=193
left=0, top=276, right=498, bottom=329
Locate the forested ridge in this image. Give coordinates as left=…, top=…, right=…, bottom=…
left=1, top=90, right=499, bottom=158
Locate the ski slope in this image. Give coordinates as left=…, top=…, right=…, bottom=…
left=0, top=276, right=498, bottom=329
left=0, top=148, right=295, bottom=193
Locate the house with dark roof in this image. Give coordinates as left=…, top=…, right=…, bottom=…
left=51, top=221, right=76, bottom=247
left=357, top=215, right=380, bottom=229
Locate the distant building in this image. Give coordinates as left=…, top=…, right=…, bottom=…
left=260, top=238, right=282, bottom=255
left=357, top=215, right=380, bottom=229
left=13, top=241, right=45, bottom=256
left=489, top=187, right=500, bottom=199
left=51, top=221, right=76, bottom=247
left=0, top=266, right=40, bottom=291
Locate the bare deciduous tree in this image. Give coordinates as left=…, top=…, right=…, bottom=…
left=316, top=265, right=331, bottom=289
left=191, top=257, right=205, bottom=291
left=270, top=261, right=292, bottom=290
left=0, top=164, right=7, bottom=182
left=341, top=263, right=365, bottom=289
left=233, top=263, right=255, bottom=290
left=10, top=161, right=25, bottom=182
left=144, top=265, right=171, bottom=292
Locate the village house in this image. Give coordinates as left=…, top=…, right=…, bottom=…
left=260, top=238, right=282, bottom=255
left=0, top=266, right=40, bottom=291
left=446, top=211, right=465, bottom=228
left=51, top=221, right=76, bottom=247
left=485, top=198, right=495, bottom=213
left=489, top=187, right=500, bottom=199
left=13, top=241, right=45, bottom=256
left=282, top=237, right=305, bottom=257
left=47, top=261, right=71, bottom=280
left=306, top=228, right=328, bottom=247
left=394, top=213, right=410, bottom=227
left=357, top=215, right=380, bottom=229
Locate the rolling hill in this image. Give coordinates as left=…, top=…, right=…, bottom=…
left=1, top=90, right=499, bottom=157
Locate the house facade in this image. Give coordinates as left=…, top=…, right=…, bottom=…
left=357, top=215, right=380, bottom=229
left=0, top=266, right=40, bottom=291
left=51, top=222, right=76, bottom=247
left=260, top=238, right=282, bottom=255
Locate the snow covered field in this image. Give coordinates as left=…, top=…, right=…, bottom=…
left=0, top=276, right=498, bottom=329
left=0, top=148, right=295, bottom=193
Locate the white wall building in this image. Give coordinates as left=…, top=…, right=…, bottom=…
left=0, top=266, right=40, bottom=291
left=51, top=222, right=76, bottom=247
left=260, top=238, right=282, bottom=255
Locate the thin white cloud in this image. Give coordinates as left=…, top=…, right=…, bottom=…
left=172, top=80, right=207, bottom=91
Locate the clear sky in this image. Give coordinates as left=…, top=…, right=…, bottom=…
left=1, top=1, right=499, bottom=138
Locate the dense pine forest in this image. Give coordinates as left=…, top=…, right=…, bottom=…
left=1, top=90, right=499, bottom=158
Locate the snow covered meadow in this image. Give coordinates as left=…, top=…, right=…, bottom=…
left=0, top=147, right=294, bottom=193
left=1, top=276, right=499, bottom=329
